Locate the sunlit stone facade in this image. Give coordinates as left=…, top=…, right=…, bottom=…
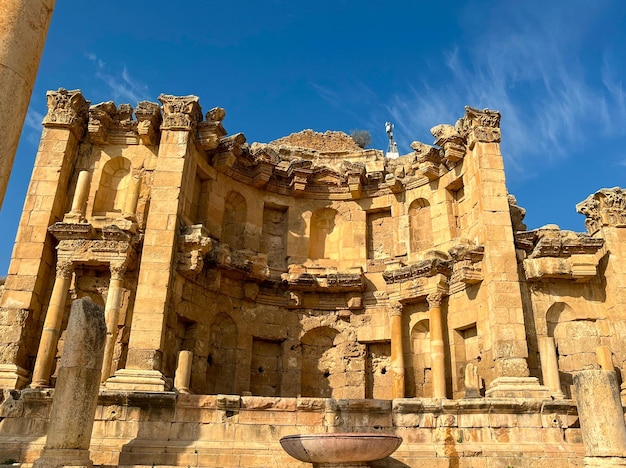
left=1, top=90, right=625, bottom=466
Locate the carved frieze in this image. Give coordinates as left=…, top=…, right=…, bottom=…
left=576, top=187, right=626, bottom=235
left=42, top=88, right=89, bottom=139
left=158, top=94, right=202, bottom=131
left=281, top=265, right=365, bottom=292
left=382, top=257, right=452, bottom=285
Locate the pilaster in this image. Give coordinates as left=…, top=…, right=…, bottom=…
left=0, top=88, right=88, bottom=389
left=107, top=94, right=201, bottom=391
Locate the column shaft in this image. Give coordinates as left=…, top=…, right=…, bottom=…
left=0, top=0, right=56, bottom=206
left=539, top=336, right=563, bottom=398
left=428, top=293, right=446, bottom=398
left=101, top=265, right=125, bottom=384
left=31, top=261, right=72, bottom=387
left=389, top=303, right=405, bottom=398
left=174, top=350, right=193, bottom=393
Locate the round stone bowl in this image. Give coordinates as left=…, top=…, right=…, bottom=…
left=279, top=433, right=403, bottom=465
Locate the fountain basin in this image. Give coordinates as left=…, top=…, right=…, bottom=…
left=280, top=433, right=402, bottom=465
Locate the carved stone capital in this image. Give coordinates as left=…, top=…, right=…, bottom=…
left=426, top=292, right=443, bottom=308
left=55, top=261, right=74, bottom=280
left=135, top=101, right=162, bottom=145
left=457, top=106, right=501, bottom=147
left=43, top=88, right=89, bottom=139
left=576, top=187, right=626, bottom=235
left=389, top=302, right=403, bottom=317
left=158, top=94, right=202, bottom=131
left=110, top=261, right=128, bottom=281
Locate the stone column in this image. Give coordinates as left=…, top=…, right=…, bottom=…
left=0, top=0, right=55, bottom=206
left=539, top=336, right=564, bottom=398
left=389, top=302, right=405, bottom=399
left=427, top=292, right=446, bottom=399
left=64, top=170, right=91, bottom=222
left=174, top=350, right=193, bottom=393
left=31, top=260, right=73, bottom=388
left=32, top=297, right=106, bottom=468
left=573, top=370, right=626, bottom=465
left=123, top=174, right=141, bottom=219
left=100, top=262, right=126, bottom=384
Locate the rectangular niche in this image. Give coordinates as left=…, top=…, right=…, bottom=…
left=250, top=338, right=282, bottom=397
left=261, top=205, right=288, bottom=271
left=365, top=342, right=391, bottom=399
left=366, top=209, right=393, bottom=261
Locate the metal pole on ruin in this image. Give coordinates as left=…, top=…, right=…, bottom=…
left=0, top=0, right=56, bottom=207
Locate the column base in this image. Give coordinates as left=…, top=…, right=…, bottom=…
left=485, top=377, right=552, bottom=399
left=0, top=364, right=30, bottom=389
left=104, top=369, right=168, bottom=392
left=32, top=448, right=93, bottom=468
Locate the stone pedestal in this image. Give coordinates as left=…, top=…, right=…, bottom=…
left=32, top=297, right=106, bottom=468
left=573, top=370, right=626, bottom=465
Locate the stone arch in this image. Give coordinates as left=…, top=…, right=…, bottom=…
left=309, top=208, right=339, bottom=260
left=93, top=157, right=132, bottom=215
left=407, top=319, right=432, bottom=397
left=409, top=198, right=433, bottom=254
left=546, top=302, right=600, bottom=398
left=222, top=191, right=247, bottom=250
left=205, top=312, right=238, bottom=394
left=300, top=326, right=340, bottom=397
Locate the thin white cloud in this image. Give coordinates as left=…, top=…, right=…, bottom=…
left=86, top=53, right=149, bottom=104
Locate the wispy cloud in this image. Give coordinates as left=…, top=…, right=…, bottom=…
left=86, top=53, right=150, bottom=104
left=383, top=3, right=625, bottom=176
left=23, top=108, right=45, bottom=145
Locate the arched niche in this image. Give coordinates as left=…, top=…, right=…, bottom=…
left=222, top=191, right=247, bottom=250
left=309, top=208, right=340, bottom=260
left=407, top=319, right=432, bottom=398
left=205, top=312, right=238, bottom=395
left=300, top=326, right=340, bottom=398
left=408, top=198, right=433, bottom=256
left=546, top=302, right=600, bottom=398
left=93, top=157, right=132, bottom=215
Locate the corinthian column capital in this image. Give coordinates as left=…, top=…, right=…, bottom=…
left=43, top=88, right=89, bottom=139
left=426, top=292, right=443, bottom=308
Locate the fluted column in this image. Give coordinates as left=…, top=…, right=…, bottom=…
left=539, top=336, right=564, bottom=398
left=427, top=292, right=446, bottom=399
left=101, top=262, right=126, bottom=384
left=0, top=0, right=55, bottom=206
left=389, top=302, right=405, bottom=398
left=31, top=260, right=73, bottom=387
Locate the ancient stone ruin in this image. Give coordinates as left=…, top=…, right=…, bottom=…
left=1, top=89, right=626, bottom=466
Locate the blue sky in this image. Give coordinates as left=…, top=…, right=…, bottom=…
left=1, top=1, right=625, bottom=274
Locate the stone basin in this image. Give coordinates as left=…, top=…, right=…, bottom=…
left=279, top=433, right=403, bottom=466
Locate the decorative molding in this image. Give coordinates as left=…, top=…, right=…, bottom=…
left=43, top=88, right=89, bottom=139
left=576, top=187, right=626, bottom=235
left=281, top=265, right=365, bottom=292
left=177, top=224, right=213, bottom=277
left=158, top=94, right=202, bottom=131
left=426, top=292, right=443, bottom=308
left=135, top=101, right=162, bottom=145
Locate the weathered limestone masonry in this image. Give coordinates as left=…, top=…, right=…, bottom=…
left=0, top=89, right=625, bottom=467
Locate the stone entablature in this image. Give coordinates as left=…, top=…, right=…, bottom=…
left=281, top=265, right=365, bottom=292
left=515, top=225, right=604, bottom=282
